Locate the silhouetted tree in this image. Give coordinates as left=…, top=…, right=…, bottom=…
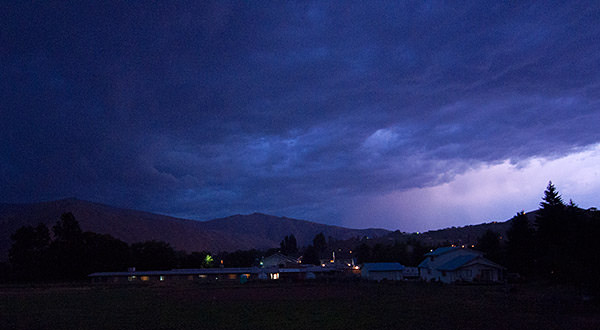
left=313, top=232, right=327, bottom=253
left=220, top=249, right=261, bottom=267
left=82, top=232, right=129, bottom=274
left=130, top=240, right=176, bottom=270
left=534, top=181, right=567, bottom=280
left=279, top=234, right=298, bottom=255
left=9, top=223, right=51, bottom=280
left=476, top=230, right=503, bottom=264
left=178, top=251, right=212, bottom=268
left=49, top=213, right=86, bottom=279
left=506, top=211, right=534, bottom=275
left=536, top=181, right=566, bottom=246
left=302, top=245, right=320, bottom=265
left=355, top=243, right=371, bottom=264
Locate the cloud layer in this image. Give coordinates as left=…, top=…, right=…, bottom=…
left=2, top=1, right=599, bottom=230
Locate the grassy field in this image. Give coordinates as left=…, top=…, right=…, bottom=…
left=1, top=281, right=598, bottom=330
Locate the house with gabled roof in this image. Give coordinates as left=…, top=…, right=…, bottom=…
left=418, top=247, right=504, bottom=283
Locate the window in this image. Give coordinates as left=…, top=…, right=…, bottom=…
left=140, top=276, right=150, bottom=281
left=159, top=276, right=164, bottom=281
left=270, top=273, right=279, bottom=280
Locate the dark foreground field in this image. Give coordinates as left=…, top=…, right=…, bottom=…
left=1, top=281, right=598, bottom=330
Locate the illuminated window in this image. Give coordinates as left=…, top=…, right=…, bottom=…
left=198, top=274, right=207, bottom=279
left=128, top=276, right=136, bottom=281
left=270, top=273, right=279, bottom=280
left=227, top=274, right=237, bottom=280
left=159, top=276, right=164, bottom=281
left=140, top=276, right=150, bottom=281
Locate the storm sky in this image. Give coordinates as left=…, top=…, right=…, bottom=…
left=2, top=1, right=599, bottom=231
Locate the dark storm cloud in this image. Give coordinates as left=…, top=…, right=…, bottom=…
left=2, top=1, right=599, bottom=228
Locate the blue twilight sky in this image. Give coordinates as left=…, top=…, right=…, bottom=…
left=2, top=1, right=599, bottom=232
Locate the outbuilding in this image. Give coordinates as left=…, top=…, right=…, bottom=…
left=361, top=262, right=405, bottom=281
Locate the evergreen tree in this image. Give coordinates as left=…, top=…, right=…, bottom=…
left=506, top=211, right=534, bottom=275
left=476, top=230, right=503, bottom=264
left=313, top=232, right=327, bottom=252
left=279, top=234, right=298, bottom=255
left=536, top=181, right=566, bottom=246
left=534, top=182, right=569, bottom=281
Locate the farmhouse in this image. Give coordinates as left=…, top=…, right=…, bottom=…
left=361, top=262, right=405, bottom=281
left=418, top=247, right=504, bottom=283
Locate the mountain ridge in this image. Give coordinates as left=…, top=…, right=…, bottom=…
left=0, top=199, right=389, bottom=261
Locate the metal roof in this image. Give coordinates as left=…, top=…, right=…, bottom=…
left=424, top=247, right=458, bottom=256
left=88, top=265, right=340, bottom=277
left=88, top=267, right=271, bottom=277
left=362, top=262, right=405, bottom=272
left=437, top=255, right=478, bottom=271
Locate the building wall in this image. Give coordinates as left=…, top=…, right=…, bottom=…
left=363, top=270, right=403, bottom=281
left=421, top=263, right=503, bottom=283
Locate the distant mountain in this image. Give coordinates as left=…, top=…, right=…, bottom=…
left=0, top=199, right=389, bottom=261
left=378, top=211, right=539, bottom=246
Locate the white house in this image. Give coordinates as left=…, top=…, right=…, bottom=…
left=418, top=247, right=504, bottom=283
left=361, top=262, right=405, bottom=281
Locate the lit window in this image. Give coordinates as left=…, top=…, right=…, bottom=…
left=198, top=274, right=207, bottom=279
left=159, top=276, right=164, bottom=281
left=140, top=276, right=150, bottom=281
left=270, top=273, right=279, bottom=280
left=128, top=276, right=136, bottom=281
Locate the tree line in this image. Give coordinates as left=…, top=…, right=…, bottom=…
left=4, top=213, right=271, bottom=282
left=475, top=181, right=600, bottom=287
left=4, top=181, right=598, bottom=286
